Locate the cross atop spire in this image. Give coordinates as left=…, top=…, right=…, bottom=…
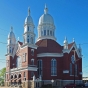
left=73, top=38, right=75, bottom=42
left=28, top=7, right=30, bottom=16
left=65, top=36, right=67, bottom=40
left=44, top=4, right=48, bottom=14
left=11, top=26, right=13, bottom=32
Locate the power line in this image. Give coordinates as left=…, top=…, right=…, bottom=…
left=0, top=42, right=7, bottom=44
left=0, top=28, right=9, bottom=32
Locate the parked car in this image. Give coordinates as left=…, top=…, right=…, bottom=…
left=76, top=83, right=85, bottom=87
left=85, top=82, right=88, bottom=87
left=63, top=83, right=76, bottom=88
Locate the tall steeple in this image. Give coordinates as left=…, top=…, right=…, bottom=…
left=63, top=36, right=68, bottom=49
left=7, top=26, right=16, bottom=54
left=23, top=7, right=35, bottom=45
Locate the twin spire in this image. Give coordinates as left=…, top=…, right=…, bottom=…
left=27, top=4, right=48, bottom=16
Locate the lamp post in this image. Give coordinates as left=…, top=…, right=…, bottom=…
left=51, top=79, right=54, bottom=88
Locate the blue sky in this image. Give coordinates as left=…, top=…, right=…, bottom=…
left=0, top=0, right=88, bottom=77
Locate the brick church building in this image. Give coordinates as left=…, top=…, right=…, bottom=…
left=5, top=5, right=82, bottom=88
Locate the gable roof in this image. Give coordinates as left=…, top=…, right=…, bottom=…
left=68, top=42, right=74, bottom=50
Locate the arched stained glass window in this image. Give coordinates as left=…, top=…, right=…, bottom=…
left=51, top=59, right=57, bottom=76
left=38, top=60, right=42, bottom=77
left=70, top=63, right=72, bottom=75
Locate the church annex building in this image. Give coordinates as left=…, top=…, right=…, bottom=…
left=5, top=5, right=82, bottom=88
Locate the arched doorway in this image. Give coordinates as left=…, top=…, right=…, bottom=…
left=14, top=74, right=17, bottom=85
left=10, top=75, right=13, bottom=85
left=18, top=74, right=21, bottom=85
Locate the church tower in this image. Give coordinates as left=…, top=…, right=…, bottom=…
left=23, top=7, right=35, bottom=45
left=37, top=5, right=56, bottom=41
left=22, top=7, right=38, bottom=81
left=7, top=26, right=16, bottom=55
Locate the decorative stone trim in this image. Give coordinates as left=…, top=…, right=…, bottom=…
left=37, top=53, right=63, bottom=57
left=6, top=66, right=38, bottom=74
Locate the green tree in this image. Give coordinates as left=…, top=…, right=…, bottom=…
left=0, top=67, right=6, bottom=78
left=0, top=67, right=6, bottom=86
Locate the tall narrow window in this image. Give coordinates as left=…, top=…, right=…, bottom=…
left=75, top=64, right=77, bottom=76
left=31, top=59, right=34, bottom=65
left=70, top=63, right=72, bottom=75
left=31, top=37, right=33, bottom=44
left=44, top=30, right=46, bottom=36
left=47, top=30, right=49, bottom=35
left=10, top=47, right=11, bottom=53
left=50, top=31, right=52, bottom=36
left=31, top=49, right=34, bottom=56
left=51, top=59, right=57, bottom=76
left=28, top=26, right=29, bottom=31
left=27, top=36, right=29, bottom=43
left=38, top=60, right=42, bottom=77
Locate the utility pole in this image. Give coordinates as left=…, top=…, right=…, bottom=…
left=72, top=50, right=76, bottom=85
left=73, top=50, right=76, bottom=85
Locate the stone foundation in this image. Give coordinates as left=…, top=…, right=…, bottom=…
left=4, top=80, right=82, bottom=88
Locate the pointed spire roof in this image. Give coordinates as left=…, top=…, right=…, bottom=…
left=24, top=7, right=34, bottom=26
left=28, top=7, right=30, bottom=16
left=73, top=38, right=75, bottom=42
left=11, top=26, right=13, bottom=32
left=44, top=4, right=48, bottom=14
left=8, top=26, right=15, bottom=38
left=63, top=36, right=68, bottom=44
